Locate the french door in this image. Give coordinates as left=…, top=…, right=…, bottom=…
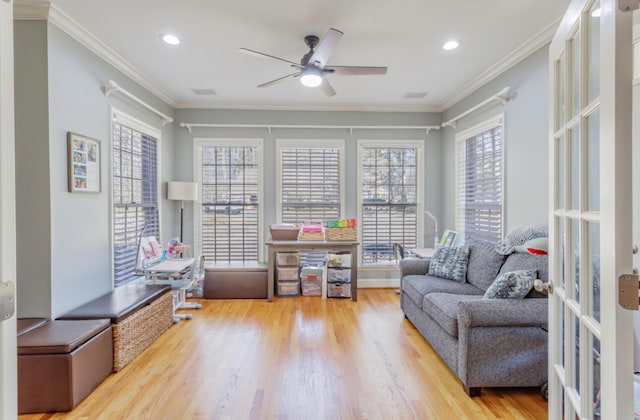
left=0, top=1, right=17, bottom=418
left=549, top=0, right=634, bottom=419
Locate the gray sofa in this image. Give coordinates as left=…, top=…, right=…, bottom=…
left=399, top=241, right=548, bottom=397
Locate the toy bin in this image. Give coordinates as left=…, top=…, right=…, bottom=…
left=328, top=282, right=351, bottom=298
left=301, top=278, right=322, bottom=296
left=277, top=281, right=299, bottom=296
left=277, top=267, right=299, bottom=281
left=276, top=252, right=300, bottom=267
left=328, top=268, right=351, bottom=283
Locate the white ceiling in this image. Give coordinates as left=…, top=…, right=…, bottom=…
left=47, top=0, right=571, bottom=112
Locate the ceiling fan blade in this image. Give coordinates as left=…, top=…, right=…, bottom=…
left=308, top=28, right=343, bottom=69
left=257, top=72, right=300, bottom=88
left=239, top=48, right=303, bottom=68
left=320, top=78, right=337, bottom=97
left=325, top=66, right=388, bottom=76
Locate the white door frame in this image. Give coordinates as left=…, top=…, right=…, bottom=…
left=0, top=0, right=17, bottom=418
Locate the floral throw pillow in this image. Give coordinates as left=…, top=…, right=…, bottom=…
left=483, top=270, right=537, bottom=299
left=427, top=246, right=470, bottom=282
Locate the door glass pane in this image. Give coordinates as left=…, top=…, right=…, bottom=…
left=571, top=219, right=580, bottom=302
left=586, top=110, right=600, bottom=211
left=560, top=302, right=566, bottom=367
left=557, top=54, right=567, bottom=129
left=573, top=313, right=580, bottom=394
left=570, top=29, right=581, bottom=117
left=557, top=136, right=566, bottom=209
left=558, top=217, right=566, bottom=290
left=592, top=334, right=602, bottom=419
left=587, top=1, right=601, bottom=103
left=570, top=127, right=580, bottom=210
left=588, top=222, right=601, bottom=322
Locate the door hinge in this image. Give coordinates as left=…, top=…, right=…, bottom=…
left=618, top=274, right=640, bottom=310
left=0, top=281, right=15, bottom=321
left=619, top=0, right=640, bottom=12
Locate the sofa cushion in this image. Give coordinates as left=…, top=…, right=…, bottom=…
left=483, top=270, right=537, bottom=299
left=498, top=252, right=548, bottom=298
left=422, top=293, right=483, bottom=338
left=466, top=241, right=507, bottom=291
left=403, top=275, right=483, bottom=309
left=428, top=246, right=470, bottom=282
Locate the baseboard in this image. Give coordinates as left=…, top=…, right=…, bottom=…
left=358, top=278, right=400, bottom=288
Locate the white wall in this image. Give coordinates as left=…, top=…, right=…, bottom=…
left=440, top=46, right=550, bottom=236
left=14, top=21, right=177, bottom=318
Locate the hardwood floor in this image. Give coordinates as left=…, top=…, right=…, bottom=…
left=20, top=289, right=547, bottom=419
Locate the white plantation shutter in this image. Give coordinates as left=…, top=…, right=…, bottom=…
left=456, top=118, right=503, bottom=243
left=359, top=144, right=420, bottom=265
left=279, top=145, right=342, bottom=223
left=112, top=122, right=159, bottom=286
left=200, top=145, right=260, bottom=262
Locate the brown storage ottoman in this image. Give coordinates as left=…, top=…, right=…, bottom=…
left=17, top=318, right=48, bottom=336
left=18, top=319, right=113, bottom=414
left=204, top=262, right=268, bottom=299
left=59, top=284, right=173, bottom=371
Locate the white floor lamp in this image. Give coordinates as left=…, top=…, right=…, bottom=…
left=167, top=181, right=198, bottom=243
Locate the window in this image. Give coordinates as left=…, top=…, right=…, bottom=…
left=112, top=113, right=159, bottom=287
left=277, top=140, right=344, bottom=223
left=358, top=141, right=423, bottom=265
left=455, top=115, right=504, bottom=243
left=195, top=140, right=262, bottom=262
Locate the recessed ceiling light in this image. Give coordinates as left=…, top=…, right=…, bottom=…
left=591, top=8, right=601, bottom=17
left=442, top=40, right=461, bottom=51
left=160, top=33, right=181, bottom=46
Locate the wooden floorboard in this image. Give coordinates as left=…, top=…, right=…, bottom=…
left=19, top=289, right=547, bottom=419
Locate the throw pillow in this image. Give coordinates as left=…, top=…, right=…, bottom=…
left=483, top=269, right=537, bottom=299
left=427, top=245, right=470, bottom=282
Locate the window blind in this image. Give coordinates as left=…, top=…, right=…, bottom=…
left=360, top=146, right=418, bottom=265
left=280, top=147, right=341, bottom=223
left=200, top=146, right=259, bottom=262
left=456, top=123, right=503, bottom=243
left=112, top=123, right=158, bottom=287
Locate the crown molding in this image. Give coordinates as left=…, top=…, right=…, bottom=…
left=440, top=17, right=561, bottom=110
left=171, top=99, right=444, bottom=113
left=13, top=0, right=50, bottom=20
left=46, top=3, right=177, bottom=107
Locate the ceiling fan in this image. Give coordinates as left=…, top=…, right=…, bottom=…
left=239, top=28, right=387, bottom=97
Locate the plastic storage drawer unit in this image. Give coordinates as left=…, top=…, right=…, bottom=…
left=328, top=253, right=351, bottom=268
left=301, top=278, right=322, bottom=296
left=328, top=268, right=351, bottom=283
left=328, top=282, right=351, bottom=298
left=277, top=281, right=300, bottom=296
left=276, top=252, right=300, bottom=267
left=277, top=267, right=299, bottom=281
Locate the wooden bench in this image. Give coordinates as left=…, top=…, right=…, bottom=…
left=58, top=283, right=173, bottom=371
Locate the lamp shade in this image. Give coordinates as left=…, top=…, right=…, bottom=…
left=167, top=181, right=198, bottom=201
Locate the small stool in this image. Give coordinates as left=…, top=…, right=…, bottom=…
left=18, top=319, right=113, bottom=414
left=204, top=262, right=268, bottom=299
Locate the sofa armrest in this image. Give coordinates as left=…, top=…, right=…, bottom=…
left=457, top=298, right=549, bottom=390
left=399, top=258, right=431, bottom=277
left=457, top=298, right=548, bottom=328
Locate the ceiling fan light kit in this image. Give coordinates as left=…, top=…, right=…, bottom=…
left=240, top=27, right=387, bottom=96
left=300, top=67, right=323, bottom=87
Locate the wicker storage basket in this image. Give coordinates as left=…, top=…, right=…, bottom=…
left=111, top=291, right=173, bottom=371
left=325, top=227, right=357, bottom=241
left=270, top=226, right=300, bottom=241
left=298, top=231, right=325, bottom=241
